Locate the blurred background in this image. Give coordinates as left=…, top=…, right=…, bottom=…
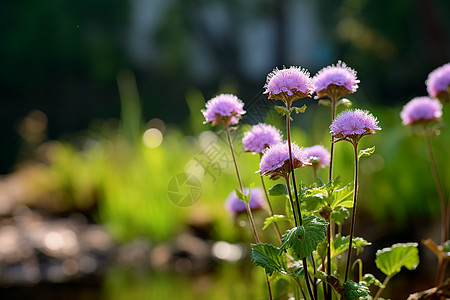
left=0, top=0, right=449, bottom=299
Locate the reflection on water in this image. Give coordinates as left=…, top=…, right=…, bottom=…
left=103, top=263, right=266, bottom=300
left=1, top=263, right=268, bottom=300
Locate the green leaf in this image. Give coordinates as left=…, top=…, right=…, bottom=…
left=274, top=105, right=290, bottom=116
left=287, top=261, right=305, bottom=278
left=358, top=146, right=375, bottom=159
left=443, top=240, right=450, bottom=252
left=362, top=273, right=383, bottom=288
left=337, top=98, right=352, bottom=108
left=303, top=192, right=327, bottom=211
left=263, top=215, right=292, bottom=230
left=290, top=104, right=307, bottom=114
left=316, top=239, right=328, bottom=258
left=318, top=99, right=331, bottom=107
left=268, top=184, right=288, bottom=196
left=331, top=206, right=350, bottom=225
left=329, top=182, right=354, bottom=209
left=343, top=280, right=370, bottom=300
left=333, top=235, right=371, bottom=258
left=235, top=188, right=249, bottom=203
left=281, top=216, right=328, bottom=259
left=251, top=243, right=287, bottom=276
left=375, top=242, right=419, bottom=276
left=313, top=270, right=328, bottom=282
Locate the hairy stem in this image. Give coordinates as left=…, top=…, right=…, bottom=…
left=285, top=109, right=315, bottom=300
left=284, top=176, right=299, bottom=228
left=326, top=98, right=337, bottom=300
left=345, top=142, right=359, bottom=282
left=424, top=128, right=447, bottom=245
left=286, top=111, right=303, bottom=226
left=226, top=126, right=273, bottom=299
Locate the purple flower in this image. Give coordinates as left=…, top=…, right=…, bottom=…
left=225, top=188, right=265, bottom=216
left=259, top=142, right=310, bottom=179
left=400, top=96, right=442, bottom=126
left=426, top=63, right=450, bottom=103
left=330, top=109, right=381, bottom=143
left=313, top=61, right=359, bottom=101
left=263, top=66, right=312, bottom=105
left=202, top=94, right=246, bottom=127
left=303, top=145, right=331, bottom=168
left=242, top=123, right=283, bottom=154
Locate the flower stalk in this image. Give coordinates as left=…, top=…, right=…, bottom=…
left=345, top=142, right=359, bottom=282
left=225, top=126, right=273, bottom=299
left=423, top=127, right=447, bottom=245
left=285, top=104, right=315, bottom=300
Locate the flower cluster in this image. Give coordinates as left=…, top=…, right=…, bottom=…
left=225, top=188, right=265, bottom=216
left=426, top=63, right=450, bottom=103
left=400, top=96, right=442, bottom=126
left=242, top=123, right=282, bottom=154
left=202, top=94, right=246, bottom=127
left=259, top=142, right=309, bottom=179
left=303, top=145, right=331, bottom=168
left=330, top=109, right=381, bottom=143
left=313, top=60, right=359, bottom=101
left=263, top=66, right=312, bottom=105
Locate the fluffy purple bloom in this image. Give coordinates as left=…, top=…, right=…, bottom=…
left=330, top=109, right=381, bottom=142
left=225, top=188, right=265, bottom=216
left=313, top=61, right=359, bottom=100
left=400, top=96, right=442, bottom=126
left=426, top=63, right=450, bottom=103
left=202, top=94, right=246, bottom=127
left=259, top=142, right=309, bottom=179
left=263, top=66, right=313, bottom=104
left=304, top=145, right=331, bottom=168
left=242, top=123, right=282, bottom=154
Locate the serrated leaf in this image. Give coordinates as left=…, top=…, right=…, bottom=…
left=268, top=184, right=288, bottom=196
left=274, top=105, right=290, bottom=116
left=263, top=215, right=292, bottom=230
left=331, top=206, right=350, bottom=225
left=330, top=182, right=354, bottom=209
left=251, top=243, right=287, bottom=276
left=280, top=216, right=328, bottom=259
left=358, top=146, right=375, bottom=159
left=375, top=243, right=419, bottom=276
left=362, top=273, right=383, bottom=288
left=333, top=235, right=371, bottom=258
left=290, top=104, right=307, bottom=114
left=343, top=280, right=370, bottom=300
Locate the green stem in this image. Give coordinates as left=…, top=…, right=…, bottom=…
left=345, top=142, right=359, bottom=282
left=286, top=111, right=303, bottom=226
left=294, top=277, right=308, bottom=300
left=424, top=127, right=447, bottom=245
left=225, top=126, right=273, bottom=299
left=374, top=274, right=392, bottom=300
left=284, top=176, right=299, bottom=228
left=285, top=110, right=315, bottom=300
left=326, top=98, right=337, bottom=300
